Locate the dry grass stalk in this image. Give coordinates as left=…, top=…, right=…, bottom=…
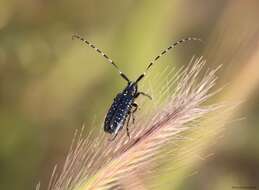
left=39, top=57, right=223, bottom=190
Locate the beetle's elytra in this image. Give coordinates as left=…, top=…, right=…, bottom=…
left=72, top=34, right=201, bottom=140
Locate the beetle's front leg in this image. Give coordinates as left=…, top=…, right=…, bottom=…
left=135, top=92, right=152, bottom=100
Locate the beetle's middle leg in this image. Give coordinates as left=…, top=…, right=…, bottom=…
left=131, top=103, right=138, bottom=124
left=126, top=112, right=131, bottom=139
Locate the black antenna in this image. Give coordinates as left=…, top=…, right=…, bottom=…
left=136, top=37, right=202, bottom=83
left=72, top=34, right=130, bottom=83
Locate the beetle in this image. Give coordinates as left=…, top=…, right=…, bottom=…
left=72, top=34, right=201, bottom=140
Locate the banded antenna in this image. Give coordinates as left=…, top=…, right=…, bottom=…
left=136, top=37, right=202, bottom=83
left=72, top=34, right=130, bottom=83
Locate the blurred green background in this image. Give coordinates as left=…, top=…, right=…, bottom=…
left=0, top=0, right=259, bottom=189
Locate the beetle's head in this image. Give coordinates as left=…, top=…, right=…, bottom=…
left=127, top=81, right=138, bottom=96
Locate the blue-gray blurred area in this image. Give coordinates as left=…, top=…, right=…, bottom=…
left=0, top=0, right=259, bottom=189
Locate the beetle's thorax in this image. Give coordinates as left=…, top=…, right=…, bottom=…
left=122, top=82, right=138, bottom=97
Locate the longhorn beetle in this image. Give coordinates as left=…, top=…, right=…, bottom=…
left=72, top=34, right=201, bottom=140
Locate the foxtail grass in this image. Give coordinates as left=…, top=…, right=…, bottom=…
left=39, top=57, right=228, bottom=190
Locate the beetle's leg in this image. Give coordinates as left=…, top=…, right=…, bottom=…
left=126, top=113, right=131, bottom=139
left=126, top=126, right=130, bottom=139
left=132, top=103, right=138, bottom=112
left=132, top=112, right=136, bottom=124
left=139, top=92, right=152, bottom=100
left=131, top=103, right=138, bottom=124
left=135, top=92, right=152, bottom=100
left=125, top=103, right=138, bottom=139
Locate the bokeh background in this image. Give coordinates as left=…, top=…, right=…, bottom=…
left=0, top=0, right=259, bottom=189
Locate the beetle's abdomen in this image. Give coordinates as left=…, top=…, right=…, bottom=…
left=104, top=93, right=134, bottom=134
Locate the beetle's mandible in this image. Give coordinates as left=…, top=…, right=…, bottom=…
left=72, top=34, right=201, bottom=140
